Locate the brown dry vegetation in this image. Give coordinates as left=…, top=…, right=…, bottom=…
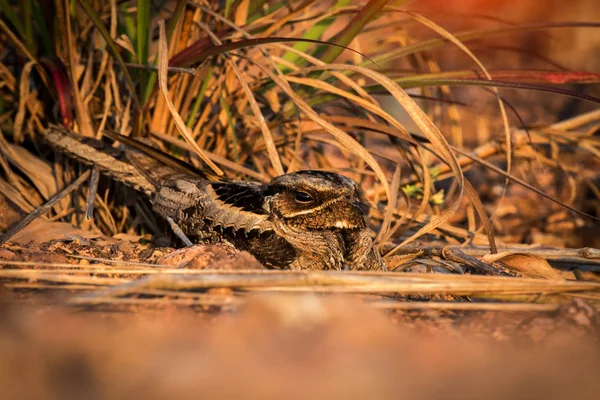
left=0, top=0, right=599, bottom=397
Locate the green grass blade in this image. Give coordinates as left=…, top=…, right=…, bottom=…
left=224, top=0, right=236, bottom=19
left=119, top=2, right=136, bottom=62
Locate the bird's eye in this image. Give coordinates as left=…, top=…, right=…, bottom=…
left=295, top=191, right=313, bottom=203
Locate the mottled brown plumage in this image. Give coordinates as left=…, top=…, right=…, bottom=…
left=45, top=127, right=384, bottom=271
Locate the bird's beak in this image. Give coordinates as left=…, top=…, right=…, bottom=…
left=343, top=198, right=370, bottom=216
left=355, top=200, right=371, bottom=216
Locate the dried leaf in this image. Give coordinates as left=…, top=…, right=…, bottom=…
left=11, top=219, right=102, bottom=245
left=482, top=252, right=564, bottom=280
left=0, top=178, right=35, bottom=213
left=4, top=143, right=57, bottom=200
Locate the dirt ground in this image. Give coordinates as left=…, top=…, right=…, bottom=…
left=0, top=293, right=598, bottom=400
left=1, top=224, right=599, bottom=399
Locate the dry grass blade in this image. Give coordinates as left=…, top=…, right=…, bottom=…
left=248, top=62, right=391, bottom=203
left=0, top=267, right=189, bottom=275
left=463, top=179, right=497, bottom=253
left=409, top=13, right=513, bottom=244
left=0, top=259, right=149, bottom=269
left=283, top=74, right=409, bottom=135
left=197, top=7, right=377, bottom=102
left=375, top=164, right=400, bottom=245
left=156, top=21, right=223, bottom=176
left=196, top=21, right=284, bottom=175
left=0, top=18, right=49, bottom=88
left=0, top=178, right=35, bottom=212
left=404, top=13, right=507, bottom=248
left=0, top=270, right=126, bottom=286
left=407, top=12, right=511, bottom=173
left=0, top=132, right=57, bottom=200
left=274, top=46, right=376, bottom=102
left=548, top=108, right=600, bottom=131
left=4, top=283, right=98, bottom=291
left=66, top=271, right=599, bottom=307
left=412, top=148, right=433, bottom=238
left=63, top=0, right=94, bottom=136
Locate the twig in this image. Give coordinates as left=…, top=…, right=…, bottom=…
left=441, top=246, right=507, bottom=276
left=0, top=170, right=91, bottom=245
left=392, top=245, right=600, bottom=266
left=370, top=300, right=560, bottom=312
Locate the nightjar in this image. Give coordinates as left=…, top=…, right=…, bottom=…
left=45, top=127, right=384, bottom=271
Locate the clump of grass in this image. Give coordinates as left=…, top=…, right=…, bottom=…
left=0, top=0, right=598, bottom=262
